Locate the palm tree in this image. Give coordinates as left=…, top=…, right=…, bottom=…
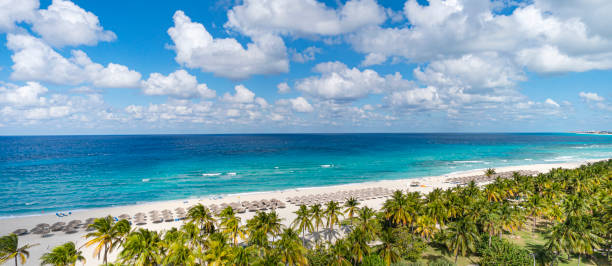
left=382, top=190, right=411, bottom=226
left=310, top=204, right=324, bottom=233
left=162, top=236, right=197, bottom=265
left=267, top=211, right=284, bottom=241
left=291, top=205, right=313, bottom=245
left=523, top=193, right=546, bottom=233
left=344, top=197, right=360, bottom=222
left=187, top=203, right=216, bottom=234
left=40, top=242, right=86, bottom=266
left=204, top=233, right=231, bottom=266
left=414, top=215, right=437, bottom=241
left=113, top=219, right=131, bottom=247
left=329, top=239, right=351, bottom=266
left=355, top=206, right=378, bottom=240
left=376, top=228, right=400, bottom=265
left=324, top=201, right=343, bottom=241
left=0, top=234, right=38, bottom=266
left=83, top=216, right=116, bottom=265
left=347, top=228, right=369, bottom=264
left=485, top=168, right=496, bottom=179
left=445, top=217, right=478, bottom=264
left=277, top=228, right=308, bottom=265
left=499, top=202, right=521, bottom=238
left=118, top=228, right=162, bottom=266
left=219, top=207, right=245, bottom=246
left=424, top=188, right=449, bottom=227
left=480, top=204, right=502, bottom=247
left=231, top=246, right=254, bottom=266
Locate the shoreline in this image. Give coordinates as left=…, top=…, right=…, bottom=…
left=0, top=158, right=607, bottom=266
left=1, top=157, right=609, bottom=220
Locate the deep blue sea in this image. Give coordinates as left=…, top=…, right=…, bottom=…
left=1, top=133, right=611, bottom=217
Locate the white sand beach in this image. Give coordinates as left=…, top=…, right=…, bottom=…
left=0, top=159, right=606, bottom=266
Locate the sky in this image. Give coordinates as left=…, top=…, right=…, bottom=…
left=0, top=0, right=611, bottom=135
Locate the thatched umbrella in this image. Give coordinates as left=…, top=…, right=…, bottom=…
left=64, top=226, right=78, bottom=234
left=12, top=229, right=28, bottom=235
left=51, top=222, right=66, bottom=232
left=118, top=214, right=131, bottom=220
left=68, top=220, right=82, bottom=227
left=36, top=223, right=50, bottom=228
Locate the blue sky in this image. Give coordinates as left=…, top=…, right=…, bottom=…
left=0, top=0, right=611, bottom=134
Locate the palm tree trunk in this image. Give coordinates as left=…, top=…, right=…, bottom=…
left=577, top=254, right=580, bottom=266
left=488, top=231, right=492, bottom=247
left=14, top=256, right=17, bottom=266
left=104, top=243, right=108, bottom=265
left=454, top=253, right=458, bottom=264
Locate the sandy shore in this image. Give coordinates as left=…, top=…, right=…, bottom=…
left=0, top=159, right=606, bottom=266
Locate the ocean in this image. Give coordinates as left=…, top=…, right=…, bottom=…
left=1, top=133, right=611, bottom=217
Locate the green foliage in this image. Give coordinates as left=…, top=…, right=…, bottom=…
left=306, top=247, right=332, bottom=266
left=6, top=159, right=612, bottom=265
left=427, top=257, right=454, bottom=266
left=394, top=227, right=426, bottom=262
left=361, top=254, right=385, bottom=266
left=477, top=234, right=531, bottom=266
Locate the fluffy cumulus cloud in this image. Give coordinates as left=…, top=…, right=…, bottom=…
left=277, top=97, right=314, bottom=112
left=387, top=86, right=443, bottom=110
left=141, top=70, right=215, bottom=99
left=579, top=92, right=604, bottom=102
left=0, top=0, right=38, bottom=32
left=296, top=61, right=388, bottom=101
left=0, top=82, right=106, bottom=124
left=168, top=11, right=288, bottom=79
left=348, top=0, right=612, bottom=74
left=225, top=0, right=386, bottom=37
left=413, top=53, right=525, bottom=93
left=7, top=34, right=141, bottom=87
left=31, top=0, right=116, bottom=47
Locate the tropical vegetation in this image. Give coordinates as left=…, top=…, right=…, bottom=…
left=2, top=159, right=611, bottom=265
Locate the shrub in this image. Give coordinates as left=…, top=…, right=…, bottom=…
left=427, top=257, right=455, bottom=266
left=394, top=228, right=427, bottom=261
left=362, top=254, right=385, bottom=266
left=476, top=234, right=531, bottom=266
left=306, top=247, right=332, bottom=266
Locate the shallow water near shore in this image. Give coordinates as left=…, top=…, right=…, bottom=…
left=1, top=133, right=611, bottom=216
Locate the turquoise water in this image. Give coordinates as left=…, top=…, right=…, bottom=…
left=1, top=133, right=611, bottom=216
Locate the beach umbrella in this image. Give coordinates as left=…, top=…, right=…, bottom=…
left=36, top=223, right=50, bottom=228
left=51, top=222, right=66, bottom=231
left=64, top=226, right=78, bottom=234
left=118, top=214, right=131, bottom=220
left=12, top=229, right=28, bottom=235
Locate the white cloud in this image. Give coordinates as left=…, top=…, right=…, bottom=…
left=0, top=82, right=106, bottom=124
left=278, top=97, right=314, bottom=112
left=579, top=92, right=604, bottom=102
left=296, top=61, right=387, bottom=101
left=168, top=11, right=288, bottom=79
left=141, top=70, right=216, bottom=99
left=360, top=53, right=387, bottom=66
left=223, top=85, right=256, bottom=103
left=545, top=98, right=560, bottom=108
left=516, top=45, right=612, bottom=74
left=31, top=0, right=116, bottom=47
left=7, top=34, right=141, bottom=87
left=291, top=46, right=321, bottom=63
left=414, top=53, right=525, bottom=92
left=0, top=81, right=47, bottom=106
left=348, top=0, right=612, bottom=74
left=0, top=0, right=38, bottom=32
left=277, top=82, right=291, bottom=94
left=225, top=0, right=386, bottom=37
left=387, top=86, right=443, bottom=109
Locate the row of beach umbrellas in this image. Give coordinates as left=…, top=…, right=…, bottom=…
left=447, top=170, right=540, bottom=184
left=286, top=187, right=394, bottom=206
